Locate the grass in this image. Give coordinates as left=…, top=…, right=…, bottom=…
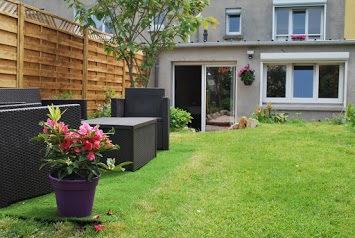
left=0, top=122, right=354, bottom=237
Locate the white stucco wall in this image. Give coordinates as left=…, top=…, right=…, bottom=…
left=157, top=41, right=355, bottom=120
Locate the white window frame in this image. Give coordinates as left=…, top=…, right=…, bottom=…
left=272, top=0, right=327, bottom=40
left=226, top=9, right=241, bottom=36
left=260, top=52, right=348, bottom=106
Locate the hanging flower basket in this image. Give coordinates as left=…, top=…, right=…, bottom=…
left=238, top=64, right=255, bottom=86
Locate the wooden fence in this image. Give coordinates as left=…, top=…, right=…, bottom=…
left=0, top=0, right=145, bottom=114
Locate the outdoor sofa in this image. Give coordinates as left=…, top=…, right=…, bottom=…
left=0, top=88, right=87, bottom=119
left=0, top=104, right=81, bottom=208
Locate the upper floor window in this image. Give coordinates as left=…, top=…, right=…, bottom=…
left=74, top=8, right=112, bottom=34
left=149, top=12, right=165, bottom=32
left=273, top=0, right=326, bottom=41
left=226, top=9, right=241, bottom=36
left=92, top=16, right=113, bottom=34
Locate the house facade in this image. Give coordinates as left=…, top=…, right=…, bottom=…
left=18, top=0, right=355, bottom=131
left=155, top=0, right=355, bottom=131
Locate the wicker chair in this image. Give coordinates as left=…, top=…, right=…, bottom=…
left=0, top=104, right=81, bottom=208
left=111, top=88, right=170, bottom=150
left=0, top=88, right=87, bottom=119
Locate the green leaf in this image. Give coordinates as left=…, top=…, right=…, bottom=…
left=67, top=166, right=74, bottom=174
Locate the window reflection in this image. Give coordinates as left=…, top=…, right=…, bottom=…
left=319, top=65, right=339, bottom=98
left=293, top=10, right=306, bottom=34
left=276, top=9, right=289, bottom=35
left=293, top=66, right=313, bottom=98
left=267, top=65, right=286, bottom=98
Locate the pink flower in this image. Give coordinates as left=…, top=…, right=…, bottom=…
left=58, top=122, right=68, bottom=132
left=83, top=140, right=93, bottom=151
left=93, top=140, right=101, bottom=149
left=87, top=151, right=95, bottom=161
left=105, top=140, right=113, bottom=147
left=46, top=118, right=55, bottom=127
left=79, top=123, right=92, bottom=135
left=94, top=224, right=104, bottom=231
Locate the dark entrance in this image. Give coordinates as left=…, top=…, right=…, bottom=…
left=174, top=65, right=202, bottom=130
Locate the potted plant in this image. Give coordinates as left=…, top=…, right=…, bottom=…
left=33, top=105, right=129, bottom=217
left=238, top=64, right=255, bottom=85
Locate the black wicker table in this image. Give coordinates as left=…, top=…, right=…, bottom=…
left=83, top=117, right=157, bottom=171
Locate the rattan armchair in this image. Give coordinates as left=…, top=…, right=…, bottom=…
left=111, top=88, right=170, bottom=150
left=0, top=104, right=81, bottom=208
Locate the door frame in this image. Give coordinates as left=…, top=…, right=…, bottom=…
left=173, top=62, right=238, bottom=132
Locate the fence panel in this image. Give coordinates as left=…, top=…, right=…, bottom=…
left=0, top=0, right=145, bottom=115
left=0, top=1, right=18, bottom=88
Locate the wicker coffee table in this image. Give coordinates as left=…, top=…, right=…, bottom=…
left=83, top=117, right=157, bottom=171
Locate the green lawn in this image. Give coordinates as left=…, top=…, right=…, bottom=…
left=1, top=123, right=354, bottom=237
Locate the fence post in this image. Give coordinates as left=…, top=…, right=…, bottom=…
left=17, top=3, right=25, bottom=88
left=122, top=59, right=127, bottom=96
left=83, top=28, right=88, bottom=99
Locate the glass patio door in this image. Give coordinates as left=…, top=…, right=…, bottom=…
left=203, top=66, right=236, bottom=131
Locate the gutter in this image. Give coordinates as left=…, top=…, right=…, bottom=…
left=174, top=40, right=355, bottom=48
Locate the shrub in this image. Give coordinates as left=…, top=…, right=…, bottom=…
left=91, top=87, right=116, bottom=118
left=326, top=113, right=347, bottom=125
left=346, top=102, right=355, bottom=126
left=252, top=103, right=288, bottom=124
left=170, top=107, right=193, bottom=131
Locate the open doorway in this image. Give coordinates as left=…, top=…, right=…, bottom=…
left=174, top=65, right=236, bottom=132
left=175, top=66, right=202, bottom=130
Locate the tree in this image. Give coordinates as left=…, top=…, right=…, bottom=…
left=65, top=0, right=217, bottom=87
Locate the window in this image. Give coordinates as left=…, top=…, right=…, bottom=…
left=273, top=0, right=326, bottom=40
left=226, top=9, right=241, bottom=36
left=149, top=12, right=165, bottom=32
left=266, top=65, right=286, bottom=98
left=261, top=52, right=348, bottom=105
left=92, top=16, right=113, bottom=34
left=264, top=63, right=342, bottom=103
left=74, top=8, right=112, bottom=34
left=319, top=65, right=339, bottom=98
left=293, top=65, right=314, bottom=98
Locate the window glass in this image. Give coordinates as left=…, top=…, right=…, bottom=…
left=154, top=13, right=164, bottom=25
left=104, top=17, right=113, bottom=34
left=92, top=16, right=103, bottom=31
left=308, top=9, right=322, bottom=34
left=229, top=15, right=240, bottom=32
left=319, top=65, right=339, bottom=98
left=267, top=65, right=286, bottom=97
left=293, top=66, right=313, bottom=98
left=293, top=10, right=306, bottom=34
left=276, top=9, right=289, bottom=35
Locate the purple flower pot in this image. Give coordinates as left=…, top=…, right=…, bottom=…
left=49, top=174, right=99, bottom=217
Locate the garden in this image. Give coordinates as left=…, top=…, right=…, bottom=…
left=0, top=110, right=354, bottom=237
